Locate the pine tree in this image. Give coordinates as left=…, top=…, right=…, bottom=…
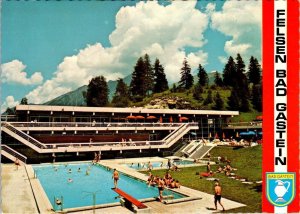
left=203, top=90, right=213, bottom=105
left=193, top=83, right=203, bottom=101
left=222, top=56, right=236, bottom=87
left=235, top=54, right=249, bottom=97
left=197, top=64, right=208, bottom=87
left=179, top=58, right=194, bottom=90
left=240, top=96, right=250, bottom=112
left=227, top=89, right=240, bottom=110
left=20, top=97, right=28, bottom=105
left=153, top=59, right=168, bottom=93
left=86, top=76, right=109, bottom=107
left=213, top=91, right=224, bottom=110
left=143, top=54, right=154, bottom=95
left=251, top=84, right=262, bottom=111
left=112, top=78, right=130, bottom=107
left=130, top=57, right=146, bottom=100
left=170, top=83, right=177, bottom=93
left=248, top=56, right=261, bottom=85
left=214, top=71, right=223, bottom=87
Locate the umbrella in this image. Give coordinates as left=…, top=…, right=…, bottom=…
left=222, top=132, right=226, bottom=139
left=180, top=117, right=189, bottom=121
left=256, top=115, right=263, bottom=121
left=136, top=115, right=145, bottom=120
left=214, top=133, right=219, bottom=139
left=240, top=131, right=256, bottom=136
left=126, top=115, right=136, bottom=119
left=159, top=116, right=163, bottom=123
left=147, top=116, right=157, bottom=120
left=169, top=116, right=173, bottom=123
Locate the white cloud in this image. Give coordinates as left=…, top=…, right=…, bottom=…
left=1, top=96, right=19, bottom=113
left=205, top=3, right=216, bottom=15
left=26, top=1, right=209, bottom=104
left=211, top=1, right=262, bottom=59
left=1, top=60, right=43, bottom=85
left=218, top=56, right=228, bottom=64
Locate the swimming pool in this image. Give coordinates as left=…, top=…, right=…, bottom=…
left=33, top=163, right=186, bottom=211
left=123, top=159, right=195, bottom=170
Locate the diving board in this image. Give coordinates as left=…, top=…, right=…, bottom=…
left=112, top=188, right=148, bottom=209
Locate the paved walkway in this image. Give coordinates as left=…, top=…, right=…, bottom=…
left=1, top=164, right=39, bottom=214
left=1, top=157, right=246, bottom=213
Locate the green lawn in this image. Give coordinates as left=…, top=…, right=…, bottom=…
left=141, top=146, right=262, bottom=213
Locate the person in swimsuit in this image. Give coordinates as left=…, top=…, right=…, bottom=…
left=157, top=177, right=165, bottom=202
left=214, top=182, right=225, bottom=211
left=112, top=169, right=119, bottom=189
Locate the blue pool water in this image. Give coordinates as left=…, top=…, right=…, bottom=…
left=124, top=160, right=194, bottom=170
left=33, top=163, right=186, bottom=210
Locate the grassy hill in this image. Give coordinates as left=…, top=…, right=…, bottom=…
left=43, top=72, right=261, bottom=122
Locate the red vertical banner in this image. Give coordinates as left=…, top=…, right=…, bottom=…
left=287, top=0, right=299, bottom=212
left=262, top=0, right=274, bottom=212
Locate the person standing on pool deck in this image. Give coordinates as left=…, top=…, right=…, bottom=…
left=112, top=169, right=119, bottom=189
left=214, top=182, right=225, bottom=211
left=167, top=159, right=171, bottom=169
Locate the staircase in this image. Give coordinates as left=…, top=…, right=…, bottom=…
left=1, top=145, right=27, bottom=164
left=163, top=123, right=198, bottom=147
left=2, top=122, right=48, bottom=153
left=190, top=145, right=214, bottom=159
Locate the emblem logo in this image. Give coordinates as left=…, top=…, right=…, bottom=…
left=266, top=172, right=295, bottom=207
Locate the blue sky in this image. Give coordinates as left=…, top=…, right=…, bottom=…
left=1, top=0, right=261, bottom=110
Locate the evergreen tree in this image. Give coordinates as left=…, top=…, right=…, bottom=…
left=143, top=54, right=154, bottom=95
left=86, top=76, right=109, bottom=107
left=248, top=56, right=261, bottom=85
left=213, top=91, right=224, bottom=110
left=203, top=90, right=213, bottom=105
left=222, top=56, right=236, bottom=87
left=235, top=54, right=249, bottom=97
left=5, top=107, right=16, bottom=115
left=170, top=83, right=177, bottom=93
left=227, top=89, right=240, bottom=110
left=20, top=97, right=28, bottom=105
left=178, top=58, right=194, bottom=90
left=193, top=83, right=203, bottom=101
left=197, top=64, right=208, bottom=87
left=112, top=78, right=130, bottom=107
left=214, top=71, right=223, bottom=87
left=153, top=59, right=168, bottom=93
left=240, top=96, right=250, bottom=112
left=130, top=57, right=146, bottom=100
left=251, top=84, right=262, bottom=111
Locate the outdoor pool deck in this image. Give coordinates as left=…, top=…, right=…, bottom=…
left=1, top=157, right=246, bottom=213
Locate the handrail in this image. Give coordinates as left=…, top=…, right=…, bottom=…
left=3, top=123, right=48, bottom=149
left=165, top=123, right=190, bottom=145
left=44, top=140, right=164, bottom=149
left=225, top=121, right=262, bottom=128
left=10, top=122, right=182, bottom=128
left=1, top=145, right=27, bottom=163
left=163, top=124, right=185, bottom=141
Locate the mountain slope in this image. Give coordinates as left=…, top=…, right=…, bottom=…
left=44, top=74, right=132, bottom=106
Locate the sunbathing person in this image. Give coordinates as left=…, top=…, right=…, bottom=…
left=175, top=180, right=181, bottom=188
left=200, top=171, right=214, bottom=178
left=216, top=165, right=223, bottom=173
left=169, top=179, right=176, bottom=188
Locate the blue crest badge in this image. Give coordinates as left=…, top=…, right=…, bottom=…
left=266, top=172, right=295, bottom=207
